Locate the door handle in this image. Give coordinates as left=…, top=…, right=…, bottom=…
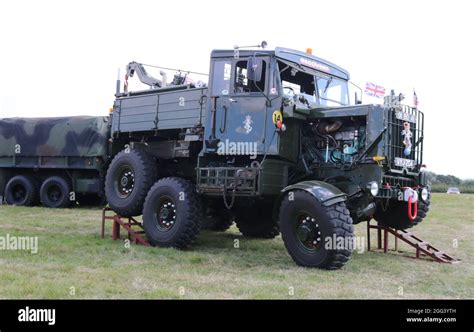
left=220, top=105, right=228, bottom=134
left=229, top=98, right=238, bottom=103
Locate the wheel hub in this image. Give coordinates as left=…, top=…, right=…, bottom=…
left=117, top=168, right=135, bottom=197
left=296, top=214, right=322, bottom=251
left=12, top=185, right=26, bottom=201
left=296, top=224, right=313, bottom=242
left=48, top=186, right=61, bottom=202
left=157, top=200, right=176, bottom=231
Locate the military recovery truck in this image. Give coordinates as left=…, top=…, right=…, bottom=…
left=0, top=117, right=109, bottom=207
left=0, top=45, right=430, bottom=269
left=104, top=46, right=430, bottom=269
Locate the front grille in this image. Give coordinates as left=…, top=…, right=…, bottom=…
left=386, top=106, right=424, bottom=171
left=383, top=175, right=416, bottom=188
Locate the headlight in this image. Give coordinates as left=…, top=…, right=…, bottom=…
left=421, top=188, right=429, bottom=202
left=367, top=182, right=379, bottom=196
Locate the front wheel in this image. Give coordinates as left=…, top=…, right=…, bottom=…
left=279, top=191, right=354, bottom=269
left=143, top=177, right=202, bottom=249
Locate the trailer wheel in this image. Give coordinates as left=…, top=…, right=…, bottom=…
left=40, top=176, right=72, bottom=208
left=5, top=175, right=38, bottom=206
left=143, top=177, right=201, bottom=249
left=235, top=202, right=280, bottom=239
left=105, top=148, right=157, bottom=217
left=279, top=191, right=354, bottom=269
left=374, top=196, right=431, bottom=230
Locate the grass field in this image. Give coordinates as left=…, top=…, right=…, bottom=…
left=0, top=193, right=472, bottom=299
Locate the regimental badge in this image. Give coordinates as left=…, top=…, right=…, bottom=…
left=243, top=115, right=253, bottom=134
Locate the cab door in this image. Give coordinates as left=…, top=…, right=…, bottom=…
left=214, top=57, right=269, bottom=156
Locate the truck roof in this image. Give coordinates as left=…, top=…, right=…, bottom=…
left=210, top=47, right=350, bottom=80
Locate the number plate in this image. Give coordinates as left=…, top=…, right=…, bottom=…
left=395, top=110, right=417, bottom=123
left=394, top=157, right=416, bottom=168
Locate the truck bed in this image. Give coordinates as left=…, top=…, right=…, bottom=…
left=112, top=86, right=207, bottom=134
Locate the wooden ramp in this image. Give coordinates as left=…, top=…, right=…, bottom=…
left=101, top=208, right=150, bottom=246
left=367, top=220, right=460, bottom=264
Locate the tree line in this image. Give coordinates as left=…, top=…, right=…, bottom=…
left=425, top=171, right=474, bottom=193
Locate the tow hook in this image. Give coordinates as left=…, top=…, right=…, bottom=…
left=402, top=188, right=418, bottom=221
left=407, top=194, right=418, bottom=221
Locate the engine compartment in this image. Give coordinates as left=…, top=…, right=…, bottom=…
left=302, top=116, right=367, bottom=166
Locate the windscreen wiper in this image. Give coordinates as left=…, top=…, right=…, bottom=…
left=323, top=76, right=333, bottom=94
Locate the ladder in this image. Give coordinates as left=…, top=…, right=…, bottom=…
left=367, top=220, right=460, bottom=263
left=101, top=208, right=150, bottom=246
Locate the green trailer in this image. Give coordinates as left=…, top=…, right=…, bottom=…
left=0, top=116, right=110, bottom=207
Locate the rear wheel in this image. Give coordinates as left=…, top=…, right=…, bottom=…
left=374, top=196, right=431, bottom=230
left=5, top=175, right=38, bottom=206
left=105, top=147, right=157, bottom=217
left=143, top=177, right=201, bottom=249
left=202, top=207, right=234, bottom=232
left=279, top=191, right=354, bottom=269
left=234, top=201, right=279, bottom=239
left=40, top=176, right=72, bottom=208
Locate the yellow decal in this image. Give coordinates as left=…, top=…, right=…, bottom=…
left=272, top=110, right=283, bottom=125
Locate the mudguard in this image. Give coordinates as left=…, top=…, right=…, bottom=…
left=281, top=180, right=347, bottom=207
left=273, top=180, right=347, bottom=222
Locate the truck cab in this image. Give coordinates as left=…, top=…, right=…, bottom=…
left=203, top=47, right=351, bottom=158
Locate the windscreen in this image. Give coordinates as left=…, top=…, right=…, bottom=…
left=278, top=61, right=349, bottom=107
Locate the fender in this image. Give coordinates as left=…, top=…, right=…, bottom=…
left=274, top=180, right=347, bottom=221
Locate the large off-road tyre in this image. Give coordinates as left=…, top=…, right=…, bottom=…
left=279, top=191, right=354, bottom=269
left=105, top=148, right=157, bottom=217
left=143, top=177, right=201, bottom=249
left=374, top=196, right=431, bottom=230
left=202, top=208, right=234, bottom=232
left=40, top=176, right=72, bottom=208
left=5, top=175, right=38, bottom=206
left=235, top=202, right=279, bottom=239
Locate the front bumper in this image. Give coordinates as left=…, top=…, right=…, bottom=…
left=376, top=185, right=428, bottom=203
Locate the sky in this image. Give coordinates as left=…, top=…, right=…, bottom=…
left=0, top=0, right=473, bottom=179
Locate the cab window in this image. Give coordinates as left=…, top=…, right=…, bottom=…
left=211, top=60, right=232, bottom=96
left=234, top=60, right=266, bottom=94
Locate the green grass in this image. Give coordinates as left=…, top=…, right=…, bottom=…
left=0, top=193, right=472, bottom=299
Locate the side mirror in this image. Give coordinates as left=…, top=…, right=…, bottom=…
left=355, top=92, right=362, bottom=105
left=247, top=57, right=263, bottom=82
